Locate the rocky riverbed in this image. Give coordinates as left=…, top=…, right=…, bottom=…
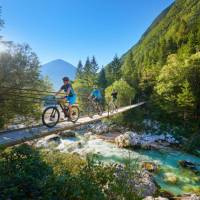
left=34, top=121, right=200, bottom=198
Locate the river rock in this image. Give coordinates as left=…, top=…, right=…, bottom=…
left=142, top=162, right=158, bottom=173
left=134, top=170, right=158, bottom=197
left=59, top=130, right=76, bottom=137
left=115, top=132, right=179, bottom=149
left=143, top=196, right=168, bottom=200
left=115, top=132, right=133, bottom=148
left=46, top=135, right=61, bottom=144
left=178, top=194, right=200, bottom=200
left=89, top=122, right=110, bottom=134
left=66, top=141, right=83, bottom=152
left=179, top=160, right=199, bottom=174
left=164, top=172, right=178, bottom=184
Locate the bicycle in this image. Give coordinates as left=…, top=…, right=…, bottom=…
left=107, top=99, right=118, bottom=114
left=86, top=96, right=104, bottom=118
left=42, top=96, right=80, bottom=128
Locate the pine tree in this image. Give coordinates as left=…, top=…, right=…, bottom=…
left=97, top=68, right=107, bottom=89
left=82, top=57, right=97, bottom=86
left=76, top=60, right=83, bottom=79
left=91, top=56, right=98, bottom=74
left=106, top=55, right=121, bottom=84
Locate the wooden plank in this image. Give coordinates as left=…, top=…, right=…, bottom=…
left=0, top=102, right=145, bottom=148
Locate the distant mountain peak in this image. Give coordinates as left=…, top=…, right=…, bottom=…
left=41, top=59, right=77, bottom=90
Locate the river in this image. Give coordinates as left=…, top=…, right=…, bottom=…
left=36, top=130, right=200, bottom=195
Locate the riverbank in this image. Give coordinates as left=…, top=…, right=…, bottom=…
left=34, top=121, right=200, bottom=197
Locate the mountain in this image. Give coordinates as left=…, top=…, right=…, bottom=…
left=122, top=0, right=200, bottom=68
left=104, top=0, right=200, bottom=133
left=119, top=0, right=200, bottom=95
left=41, top=59, right=76, bottom=90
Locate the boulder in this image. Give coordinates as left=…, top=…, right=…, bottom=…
left=143, top=196, right=169, bottom=200
left=142, top=162, right=158, bottom=173
left=115, top=132, right=132, bottom=148
left=59, top=130, right=76, bottom=137
left=164, top=172, right=178, bottom=184
left=114, top=166, right=158, bottom=197
left=89, top=122, right=110, bottom=134
left=46, top=135, right=61, bottom=144
left=177, top=194, right=200, bottom=200
left=115, top=132, right=179, bottom=150
left=179, top=160, right=199, bottom=174
left=134, top=170, right=158, bottom=197
left=159, top=190, right=175, bottom=199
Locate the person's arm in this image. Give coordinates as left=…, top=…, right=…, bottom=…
left=55, top=89, right=62, bottom=96
left=65, top=87, right=70, bottom=96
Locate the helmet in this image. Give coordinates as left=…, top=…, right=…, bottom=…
left=62, top=76, right=69, bottom=81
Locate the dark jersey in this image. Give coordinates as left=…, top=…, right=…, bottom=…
left=60, top=83, right=75, bottom=97
left=111, top=92, right=118, bottom=99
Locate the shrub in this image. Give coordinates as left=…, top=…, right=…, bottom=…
left=105, top=80, right=135, bottom=107
left=0, top=144, right=142, bottom=200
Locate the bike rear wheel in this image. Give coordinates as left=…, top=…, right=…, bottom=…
left=86, top=104, right=95, bottom=118
left=70, top=105, right=80, bottom=123
left=108, top=102, right=115, bottom=114
left=97, top=103, right=104, bottom=116
left=42, top=106, right=60, bottom=128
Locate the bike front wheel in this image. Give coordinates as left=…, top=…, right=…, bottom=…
left=42, top=106, right=60, bottom=128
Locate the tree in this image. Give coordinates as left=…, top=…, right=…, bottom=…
left=122, top=51, right=137, bottom=87
left=0, top=44, right=51, bottom=128
left=106, top=55, right=121, bottom=85
left=185, top=53, right=200, bottom=117
left=76, top=60, right=83, bottom=79
left=82, top=57, right=98, bottom=86
left=105, top=80, right=135, bottom=107
left=91, top=56, right=99, bottom=74
left=97, top=68, right=107, bottom=89
left=155, top=54, right=196, bottom=117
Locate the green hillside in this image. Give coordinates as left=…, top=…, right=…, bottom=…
left=104, top=0, right=200, bottom=150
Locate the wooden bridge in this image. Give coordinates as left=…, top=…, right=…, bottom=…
left=0, top=102, right=145, bottom=148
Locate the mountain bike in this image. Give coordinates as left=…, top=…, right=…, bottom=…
left=107, top=99, right=118, bottom=114
left=86, top=97, right=104, bottom=118
left=42, top=96, right=80, bottom=128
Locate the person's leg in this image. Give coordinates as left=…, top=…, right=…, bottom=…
left=57, top=98, right=66, bottom=106
left=67, top=95, right=76, bottom=118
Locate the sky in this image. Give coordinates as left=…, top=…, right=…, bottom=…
left=0, top=0, right=174, bottom=67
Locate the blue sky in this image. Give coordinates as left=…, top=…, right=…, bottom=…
left=0, top=0, right=174, bottom=67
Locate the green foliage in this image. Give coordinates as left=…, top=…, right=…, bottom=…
left=107, top=0, right=200, bottom=150
left=76, top=60, right=83, bottom=80
left=0, top=144, right=53, bottom=199
left=98, top=68, right=107, bottom=89
left=0, top=44, right=52, bottom=128
left=122, top=51, right=138, bottom=88
left=105, top=80, right=135, bottom=107
left=73, top=56, right=101, bottom=113
left=105, top=55, right=122, bottom=85
left=0, top=144, right=142, bottom=200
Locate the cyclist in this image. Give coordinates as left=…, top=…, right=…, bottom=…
left=55, top=76, right=76, bottom=118
left=90, top=85, right=102, bottom=103
left=111, top=90, right=118, bottom=102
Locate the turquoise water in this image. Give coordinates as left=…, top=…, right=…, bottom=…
left=38, top=134, right=200, bottom=195
left=137, top=149, right=200, bottom=195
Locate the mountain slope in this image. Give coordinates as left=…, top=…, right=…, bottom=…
left=41, top=59, right=76, bottom=90
left=123, top=0, right=200, bottom=68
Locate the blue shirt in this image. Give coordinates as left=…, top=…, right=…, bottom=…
left=60, top=83, right=75, bottom=97
left=91, top=89, right=102, bottom=99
